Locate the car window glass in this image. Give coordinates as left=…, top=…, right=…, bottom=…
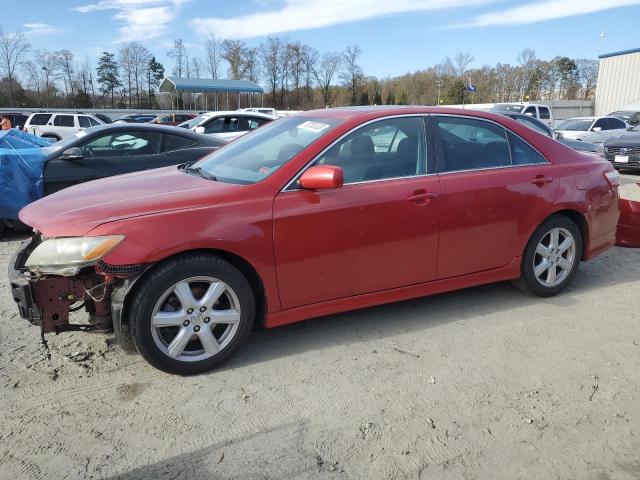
left=78, top=116, right=91, bottom=128
left=88, top=117, right=101, bottom=127
left=523, top=106, right=537, bottom=115
left=508, top=132, right=547, bottom=165
left=29, top=114, right=52, bottom=126
left=246, top=117, right=270, bottom=130
left=54, top=115, right=75, bottom=127
left=592, top=119, right=606, bottom=130
left=81, top=132, right=162, bottom=157
left=434, top=116, right=510, bottom=173
left=164, top=134, right=197, bottom=152
left=609, top=118, right=626, bottom=130
left=316, top=116, right=426, bottom=184
left=539, top=107, right=551, bottom=119
left=204, top=117, right=225, bottom=133
left=515, top=116, right=552, bottom=137
left=224, top=117, right=239, bottom=132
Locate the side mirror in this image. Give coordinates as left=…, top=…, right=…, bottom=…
left=194, top=126, right=206, bottom=134
left=592, top=126, right=602, bottom=132
left=627, top=126, right=635, bottom=131
left=299, top=165, right=344, bottom=190
left=61, top=147, right=83, bottom=160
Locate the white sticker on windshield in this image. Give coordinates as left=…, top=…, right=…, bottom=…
left=297, top=120, right=330, bottom=133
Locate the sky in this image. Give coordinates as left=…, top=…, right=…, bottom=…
left=2, top=0, right=640, bottom=80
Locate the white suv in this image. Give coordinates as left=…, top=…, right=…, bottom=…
left=181, top=111, right=277, bottom=142
left=491, top=103, right=554, bottom=128
left=24, top=112, right=105, bottom=141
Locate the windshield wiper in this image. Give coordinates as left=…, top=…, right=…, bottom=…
left=185, top=165, right=217, bottom=181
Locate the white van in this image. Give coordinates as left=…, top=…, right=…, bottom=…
left=491, top=103, right=554, bottom=128
left=24, top=112, right=104, bottom=141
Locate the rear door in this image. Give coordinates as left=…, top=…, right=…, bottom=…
left=43, top=130, right=164, bottom=194
left=433, top=115, right=558, bottom=279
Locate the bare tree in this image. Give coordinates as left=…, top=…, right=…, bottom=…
left=313, top=52, right=342, bottom=107
left=120, top=42, right=151, bottom=108
left=222, top=39, right=248, bottom=80
left=167, top=39, right=187, bottom=77
left=34, top=50, right=57, bottom=106
left=191, top=57, right=203, bottom=78
left=204, top=35, right=222, bottom=79
left=576, top=59, right=599, bottom=100
left=0, top=30, right=30, bottom=106
left=287, top=41, right=305, bottom=109
left=340, top=45, right=363, bottom=105
left=454, top=52, right=474, bottom=77
left=302, top=45, right=318, bottom=107
left=243, top=48, right=260, bottom=83
left=260, top=37, right=283, bottom=107
left=55, top=50, right=76, bottom=104
left=22, top=60, right=42, bottom=105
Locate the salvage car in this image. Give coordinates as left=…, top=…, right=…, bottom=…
left=10, top=107, right=620, bottom=375
left=555, top=116, right=628, bottom=143
left=40, top=123, right=225, bottom=194
left=603, top=126, right=640, bottom=171
left=498, top=112, right=605, bottom=156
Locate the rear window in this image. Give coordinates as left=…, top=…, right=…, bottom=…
left=29, top=113, right=52, bottom=126
left=53, top=115, right=75, bottom=127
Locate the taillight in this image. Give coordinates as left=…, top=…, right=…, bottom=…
left=604, top=169, right=620, bottom=188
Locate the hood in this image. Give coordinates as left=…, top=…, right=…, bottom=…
left=20, top=166, right=245, bottom=237
left=604, top=130, right=640, bottom=146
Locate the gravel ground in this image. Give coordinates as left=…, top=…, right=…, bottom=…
left=1, top=177, right=639, bottom=480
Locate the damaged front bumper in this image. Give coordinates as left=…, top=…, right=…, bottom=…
left=9, top=235, right=143, bottom=344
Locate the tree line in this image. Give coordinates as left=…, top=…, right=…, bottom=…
left=0, top=27, right=599, bottom=110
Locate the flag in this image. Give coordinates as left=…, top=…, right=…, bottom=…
left=467, top=77, right=477, bottom=93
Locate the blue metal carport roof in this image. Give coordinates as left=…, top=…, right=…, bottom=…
left=159, top=77, right=264, bottom=94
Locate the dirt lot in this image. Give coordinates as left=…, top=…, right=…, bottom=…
left=1, top=179, right=640, bottom=480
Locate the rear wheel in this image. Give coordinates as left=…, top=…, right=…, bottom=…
left=513, top=215, right=582, bottom=297
left=128, top=254, right=255, bottom=375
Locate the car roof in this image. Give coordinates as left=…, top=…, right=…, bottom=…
left=79, top=122, right=224, bottom=144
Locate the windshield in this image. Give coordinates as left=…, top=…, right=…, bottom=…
left=493, top=104, right=525, bottom=113
left=179, top=114, right=210, bottom=129
left=556, top=119, right=592, bottom=131
left=193, top=116, right=343, bottom=184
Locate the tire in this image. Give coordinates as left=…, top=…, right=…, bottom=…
left=127, top=253, right=255, bottom=375
left=512, top=215, right=582, bottom=297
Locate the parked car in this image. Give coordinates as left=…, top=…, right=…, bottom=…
left=498, top=112, right=605, bottom=157
left=93, top=113, right=113, bottom=124
left=238, top=107, right=278, bottom=116
left=39, top=123, right=226, bottom=195
left=603, top=126, right=640, bottom=171
left=150, top=113, right=196, bottom=126
left=555, top=116, right=628, bottom=143
left=607, top=110, right=640, bottom=127
left=24, top=112, right=105, bottom=141
left=0, top=112, right=29, bottom=130
left=11, top=107, right=620, bottom=374
left=186, top=110, right=277, bottom=142
left=491, top=102, right=553, bottom=127
left=115, top=114, right=157, bottom=124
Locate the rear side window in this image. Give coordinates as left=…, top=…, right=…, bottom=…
left=434, top=116, right=511, bottom=173
left=245, top=117, right=270, bottom=130
left=514, top=116, right=552, bottom=137
left=29, top=113, right=52, bottom=126
left=163, top=134, right=197, bottom=152
left=539, top=107, right=551, bottom=119
left=607, top=117, right=626, bottom=130
left=54, top=115, right=75, bottom=127
left=78, top=116, right=91, bottom=128
left=88, top=117, right=101, bottom=127
left=508, top=132, right=547, bottom=165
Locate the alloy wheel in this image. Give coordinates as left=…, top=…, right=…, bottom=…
left=533, top=227, right=576, bottom=288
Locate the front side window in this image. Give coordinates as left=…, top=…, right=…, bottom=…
left=88, top=117, right=101, bottom=127
left=204, top=116, right=239, bottom=133
left=245, top=117, right=270, bottom=130
left=592, top=118, right=607, bottom=130
left=81, top=132, right=162, bottom=157
left=523, top=106, right=537, bottom=116
left=315, top=117, right=426, bottom=184
left=78, top=116, right=91, bottom=128
left=539, top=107, right=551, bottom=119
left=434, top=116, right=510, bottom=172
left=194, top=116, right=342, bottom=184
left=54, top=115, right=75, bottom=127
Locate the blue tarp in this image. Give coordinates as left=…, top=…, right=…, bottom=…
left=0, top=129, right=52, bottom=220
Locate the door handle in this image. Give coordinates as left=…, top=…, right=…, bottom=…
left=406, top=190, right=438, bottom=205
left=530, top=175, right=553, bottom=186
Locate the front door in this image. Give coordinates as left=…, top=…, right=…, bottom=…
left=44, top=131, right=164, bottom=194
left=273, top=116, right=441, bottom=310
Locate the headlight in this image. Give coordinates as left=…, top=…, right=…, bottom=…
left=25, top=235, right=125, bottom=276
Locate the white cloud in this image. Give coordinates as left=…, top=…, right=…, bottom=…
left=190, top=0, right=495, bottom=39
left=73, top=0, right=185, bottom=41
left=23, top=23, right=65, bottom=35
left=454, top=0, right=640, bottom=28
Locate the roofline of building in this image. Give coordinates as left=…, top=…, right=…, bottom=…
left=598, top=47, right=640, bottom=59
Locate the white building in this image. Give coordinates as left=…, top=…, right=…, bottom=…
left=595, top=48, right=640, bottom=115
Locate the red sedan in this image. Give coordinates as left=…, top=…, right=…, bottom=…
left=10, top=107, right=620, bottom=374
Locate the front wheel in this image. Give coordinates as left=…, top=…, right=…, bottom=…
left=513, top=215, right=582, bottom=297
left=128, top=254, right=255, bottom=375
